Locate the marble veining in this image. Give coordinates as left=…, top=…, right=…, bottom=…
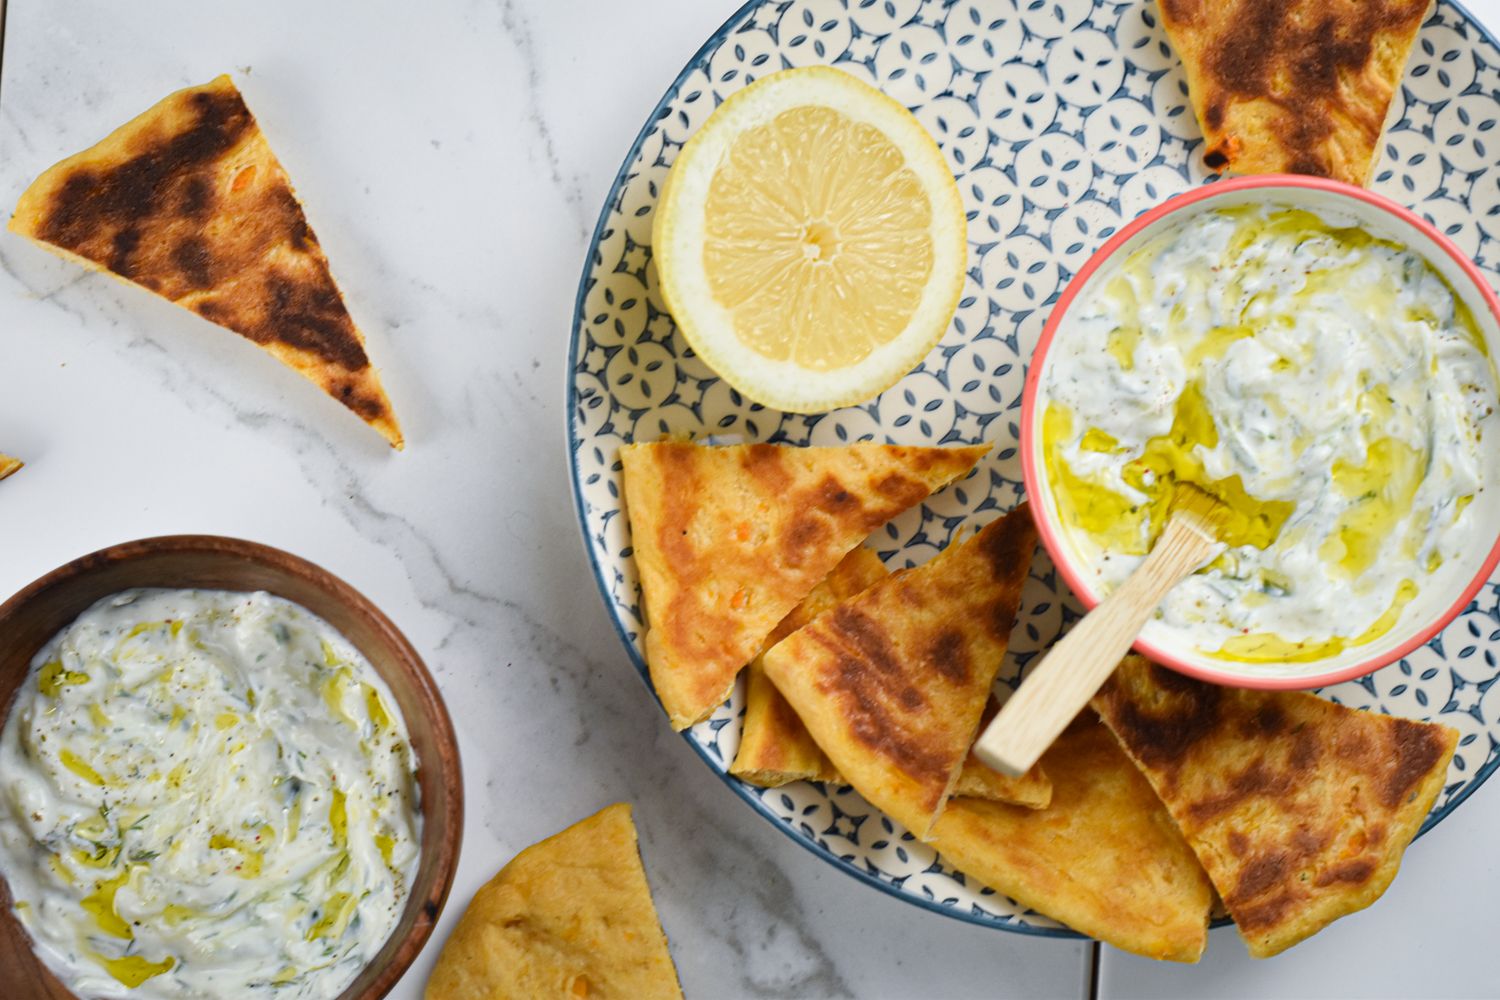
left=3, top=1, right=1498, bottom=998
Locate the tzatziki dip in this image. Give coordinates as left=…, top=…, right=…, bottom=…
left=0, top=589, right=421, bottom=998
left=1041, top=204, right=1497, bottom=662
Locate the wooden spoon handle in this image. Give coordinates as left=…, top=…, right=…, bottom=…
left=973, top=517, right=1219, bottom=777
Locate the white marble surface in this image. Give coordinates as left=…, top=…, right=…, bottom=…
left=0, top=1, right=1093, bottom=998
left=0, top=2, right=1497, bottom=999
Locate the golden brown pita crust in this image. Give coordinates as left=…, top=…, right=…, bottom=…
left=621, top=440, right=988, bottom=730
left=1159, top=0, right=1430, bottom=184
left=424, top=803, right=682, bottom=1000
left=732, top=549, right=1050, bottom=807
left=949, top=762, right=1049, bottom=809
left=735, top=662, right=842, bottom=786
left=930, top=717, right=1213, bottom=963
left=1092, top=655, right=1457, bottom=958
left=950, top=697, right=1051, bottom=810
left=761, top=504, right=1035, bottom=838
left=731, top=547, right=888, bottom=786
left=0, top=454, right=21, bottom=481
left=9, top=75, right=402, bottom=447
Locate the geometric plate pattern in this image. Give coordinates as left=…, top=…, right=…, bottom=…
left=568, top=0, right=1500, bottom=936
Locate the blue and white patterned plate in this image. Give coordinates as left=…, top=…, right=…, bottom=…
left=568, top=0, right=1500, bottom=937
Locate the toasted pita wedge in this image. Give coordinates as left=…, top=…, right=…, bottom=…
left=951, top=697, right=1051, bottom=809
left=10, top=75, right=402, bottom=447
left=736, top=676, right=1050, bottom=807
left=736, top=676, right=1050, bottom=810
left=1093, top=655, right=1457, bottom=958
left=0, top=454, right=21, bottom=481
left=621, top=440, right=988, bottom=729
left=1159, top=0, right=1429, bottom=184
left=732, top=549, right=1050, bottom=807
left=930, top=716, right=1213, bottom=962
left=731, top=547, right=888, bottom=786
left=735, top=662, right=841, bottom=785
left=761, top=504, right=1035, bottom=838
left=951, top=763, right=1049, bottom=809
left=425, top=803, right=682, bottom=1000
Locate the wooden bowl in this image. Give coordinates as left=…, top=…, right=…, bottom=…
left=0, top=535, right=463, bottom=1000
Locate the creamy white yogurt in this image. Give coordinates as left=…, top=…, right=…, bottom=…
left=1041, top=204, right=1497, bottom=661
left=0, top=589, right=420, bottom=998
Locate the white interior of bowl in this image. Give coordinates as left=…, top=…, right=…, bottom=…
left=1029, top=183, right=1500, bottom=682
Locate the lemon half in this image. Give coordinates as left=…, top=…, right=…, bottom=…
left=652, top=67, right=967, bottom=413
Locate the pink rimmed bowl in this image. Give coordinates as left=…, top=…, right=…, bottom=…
left=1021, top=174, right=1500, bottom=690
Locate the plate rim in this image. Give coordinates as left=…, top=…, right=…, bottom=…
left=564, top=0, right=1500, bottom=941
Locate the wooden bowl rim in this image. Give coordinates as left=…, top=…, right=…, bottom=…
left=0, top=534, right=463, bottom=1000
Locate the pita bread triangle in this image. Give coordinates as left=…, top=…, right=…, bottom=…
left=1159, top=0, right=1428, bottom=184
left=0, top=454, right=21, bottom=481
left=1092, top=655, right=1457, bottom=958
left=949, top=695, right=1051, bottom=809
left=620, top=439, right=988, bottom=729
left=930, top=714, right=1213, bottom=962
left=424, top=803, right=682, bottom=1000
left=9, top=75, right=402, bottom=447
left=732, top=547, right=1050, bottom=809
left=761, top=503, right=1035, bottom=838
left=731, top=546, right=888, bottom=786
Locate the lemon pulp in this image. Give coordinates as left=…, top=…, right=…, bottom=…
left=703, top=105, right=933, bottom=370
left=652, top=66, right=966, bottom=412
